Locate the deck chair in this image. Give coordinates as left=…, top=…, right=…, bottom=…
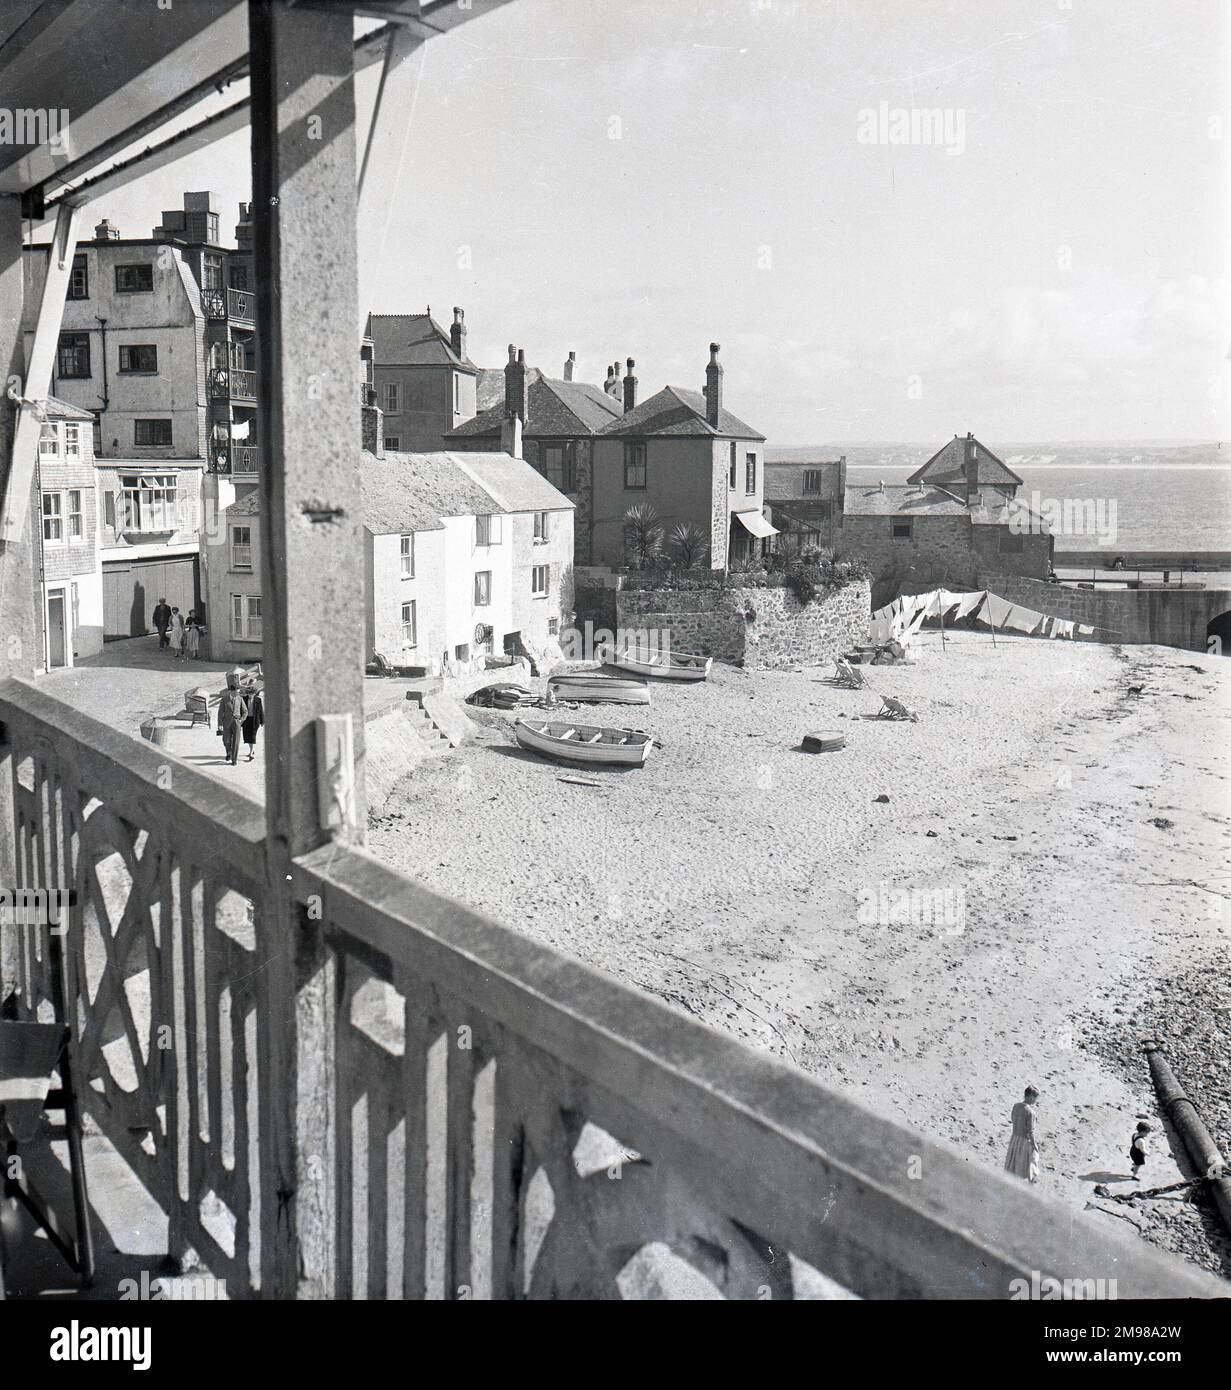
left=877, top=695, right=919, bottom=723
left=0, top=927, right=94, bottom=1297
left=834, top=659, right=869, bottom=689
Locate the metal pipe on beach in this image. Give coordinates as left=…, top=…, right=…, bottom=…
left=1143, top=1040, right=1231, bottom=1236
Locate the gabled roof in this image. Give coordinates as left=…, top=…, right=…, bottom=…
left=226, top=491, right=263, bottom=517
left=449, top=451, right=574, bottom=514
left=597, top=385, right=765, bottom=441
left=365, top=312, right=477, bottom=373
left=906, top=436, right=1022, bottom=489
left=447, top=375, right=623, bottom=440
left=43, top=394, right=94, bottom=421
left=843, top=484, right=968, bottom=518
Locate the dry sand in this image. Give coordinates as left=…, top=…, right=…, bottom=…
left=369, top=631, right=1231, bottom=1277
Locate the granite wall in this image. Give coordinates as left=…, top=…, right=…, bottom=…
left=617, top=576, right=871, bottom=670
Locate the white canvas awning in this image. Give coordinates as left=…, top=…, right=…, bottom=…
left=734, top=510, right=779, bottom=539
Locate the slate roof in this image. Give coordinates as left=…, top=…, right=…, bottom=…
left=365, top=312, right=478, bottom=373
left=226, top=491, right=263, bottom=517
left=906, top=436, right=1022, bottom=490
left=360, top=451, right=447, bottom=534
left=44, top=394, right=94, bottom=421
left=449, top=451, right=574, bottom=514
left=447, top=375, right=623, bottom=440
left=969, top=494, right=1052, bottom=532
left=597, top=385, right=765, bottom=441
left=843, top=484, right=968, bottom=518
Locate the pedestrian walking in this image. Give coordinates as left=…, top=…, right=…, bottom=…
left=170, top=607, right=185, bottom=659
left=1129, top=1121, right=1153, bottom=1181
left=216, top=673, right=250, bottom=767
left=1004, top=1085, right=1041, bottom=1183
left=152, top=598, right=172, bottom=651
left=241, top=686, right=264, bottom=761
left=185, top=612, right=202, bottom=660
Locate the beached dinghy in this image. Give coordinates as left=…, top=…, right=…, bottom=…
left=514, top=719, right=654, bottom=767
left=547, top=673, right=651, bottom=705
left=610, top=648, right=712, bottom=682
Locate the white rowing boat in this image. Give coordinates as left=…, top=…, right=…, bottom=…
left=514, top=719, right=654, bottom=767
left=547, top=673, right=651, bottom=705
left=610, top=648, right=712, bottom=681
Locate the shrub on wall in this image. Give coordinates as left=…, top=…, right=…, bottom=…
left=626, top=554, right=870, bottom=606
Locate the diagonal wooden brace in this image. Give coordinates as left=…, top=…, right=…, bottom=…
left=0, top=200, right=83, bottom=544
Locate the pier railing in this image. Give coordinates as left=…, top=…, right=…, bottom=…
left=2, top=678, right=1221, bottom=1300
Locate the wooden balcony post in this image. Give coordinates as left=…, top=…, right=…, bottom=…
left=249, top=0, right=366, bottom=1298
left=0, top=195, right=37, bottom=998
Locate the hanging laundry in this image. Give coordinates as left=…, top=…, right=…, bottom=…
left=981, top=593, right=1015, bottom=628
left=950, top=590, right=988, bottom=620
left=1004, top=605, right=1045, bottom=634
left=1076, top=623, right=1094, bottom=637
left=1052, top=618, right=1073, bottom=639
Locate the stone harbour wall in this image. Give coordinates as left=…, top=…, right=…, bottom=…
left=617, top=576, right=871, bottom=670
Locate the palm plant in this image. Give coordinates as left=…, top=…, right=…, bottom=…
left=623, top=503, right=665, bottom=570
left=667, top=521, right=709, bottom=571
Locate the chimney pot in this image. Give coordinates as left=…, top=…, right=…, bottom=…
left=505, top=345, right=527, bottom=423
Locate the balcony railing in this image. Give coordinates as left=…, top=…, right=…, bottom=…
left=228, top=288, right=256, bottom=326
left=1, top=677, right=1220, bottom=1301
left=201, top=288, right=257, bottom=327
left=209, top=366, right=258, bottom=403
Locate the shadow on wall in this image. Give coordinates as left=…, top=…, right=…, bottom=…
left=129, top=580, right=146, bottom=638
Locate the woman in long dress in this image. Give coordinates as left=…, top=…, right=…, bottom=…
left=1004, top=1085, right=1041, bottom=1182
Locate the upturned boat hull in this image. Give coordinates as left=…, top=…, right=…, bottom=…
left=547, top=674, right=651, bottom=705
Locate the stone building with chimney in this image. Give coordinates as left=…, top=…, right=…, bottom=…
left=363, top=309, right=479, bottom=452
left=589, top=344, right=771, bottom=569
left=839, top=432, right=1052, bottom=604
left=445, top=345, right=623, bottom=564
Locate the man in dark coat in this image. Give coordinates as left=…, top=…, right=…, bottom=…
left=152, top=598, right=172, bottom=650
left=216, top=674, right=250, bottom=766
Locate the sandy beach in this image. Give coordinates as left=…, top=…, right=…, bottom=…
left=369, top=631, right=1231, bottom=1277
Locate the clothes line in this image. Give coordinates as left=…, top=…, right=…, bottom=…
left=871, top=588, right=1110, bottom=640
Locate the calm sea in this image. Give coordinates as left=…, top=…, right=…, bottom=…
left=766, top=442, right=1231, bottom=552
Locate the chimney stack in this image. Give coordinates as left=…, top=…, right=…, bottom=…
left=501, top=414, right=523, bottom=459
left=603, top=363, right=618, bottom=398
left=563, top=351, right=576, bottom=383
left=361, top=399, right=385, bottom=459
left=450, top=307, right=467, bottom=361
left=505, top=345, right=527, bottom=424
left=963, top=431, right=978, bottom=498
left=235, top=202, right=253, bottom=251
left=93, top=218, right=120, bottom=241
left=622, top=357, right=638, bottom=414
left=705, top=342, right=723, bottom=428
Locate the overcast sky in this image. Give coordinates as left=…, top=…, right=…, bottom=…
left=70, top=0, right=1228, bottom=444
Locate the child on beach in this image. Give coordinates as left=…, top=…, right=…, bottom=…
left=1129, top=1121, right=1152, bottom=1180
